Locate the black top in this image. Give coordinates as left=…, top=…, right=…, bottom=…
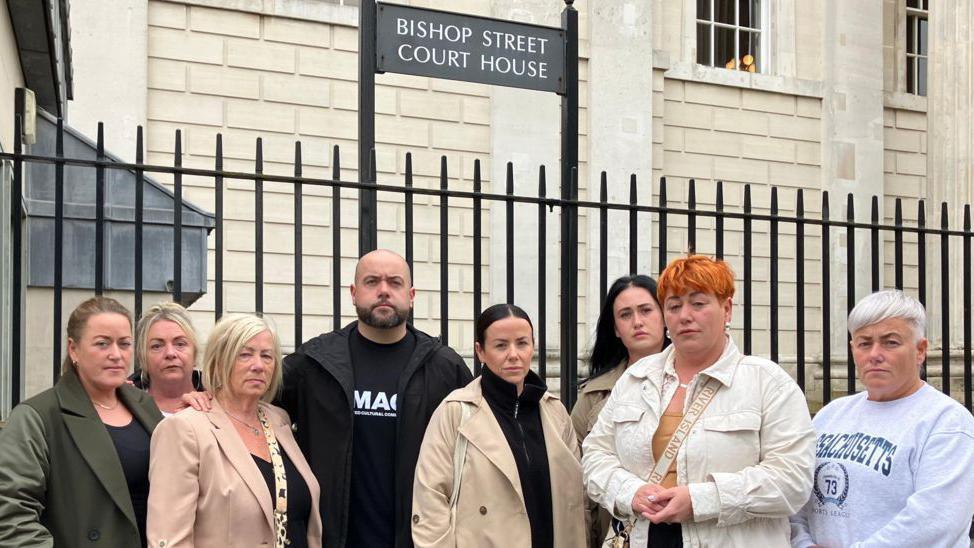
left=277, top=321, right=473, bottom=548
left=480, top=367, right=554, bottom=548
left=252, top=449, right=312, bottom=548
left=105, top=419, right=151, bottom=547
left=347, top=328, right=416, bottom=547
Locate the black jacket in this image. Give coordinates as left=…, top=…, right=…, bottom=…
left=277, top=322, right=473, bottom=548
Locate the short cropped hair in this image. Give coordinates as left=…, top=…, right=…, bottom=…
left=657, top=254, right=736, bottom=304
left=135, top=302, right=199, bottom=386
left=847, top=289, right=926, bottom=342
left=202, top=314, right=282, bottom=403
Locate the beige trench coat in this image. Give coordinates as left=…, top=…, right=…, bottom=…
left=412, top=377, right=587, bottom=548
left=571, top=362, right=626, bottom=548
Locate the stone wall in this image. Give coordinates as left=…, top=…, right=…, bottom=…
left=145, top=0, right=492, bottom=355
left=657, top=78, right=824, bottom=360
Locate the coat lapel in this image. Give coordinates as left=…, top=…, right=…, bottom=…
left=207, top=400, right=276, bottom=534
left=119, top=385, right=163, bottom=433
left=457, top=383, right=525, bottom=503
left=56, top=369, right=138, bottom=529
left=539, top=395, right=578, bottom=548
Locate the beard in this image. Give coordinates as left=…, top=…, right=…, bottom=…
left=356, top=301, right=409, bottom=329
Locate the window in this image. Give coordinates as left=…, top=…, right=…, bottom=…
left=906, top=0, right=928, bottom=95
left=696, top=0, right=763, bottom=73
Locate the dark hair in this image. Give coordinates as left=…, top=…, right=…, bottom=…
left=475, top=303, right=534, bottom=347
left=588, top=274, right=668, bottom=379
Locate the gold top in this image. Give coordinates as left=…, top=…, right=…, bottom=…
left=651, top=412, right=684, bottom=488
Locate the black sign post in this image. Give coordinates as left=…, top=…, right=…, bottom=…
left=559, top=1, right=578, bottom=409
left=358, top=0, right=378, bottom=255
left=357, top=0, right=579, bottom=406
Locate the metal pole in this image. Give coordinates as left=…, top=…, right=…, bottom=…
left=10, top=114, right=24, bottom=406
left=358, top=0, right=378, bottom=255
left=560, top=0, right=579, bottom=409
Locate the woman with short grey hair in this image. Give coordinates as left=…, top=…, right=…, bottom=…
left=791, top=289, right=974, bottom=548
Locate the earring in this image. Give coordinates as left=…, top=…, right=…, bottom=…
left=665, top=328, right=671, bottom=339
left=724, top=322, right=731, bottom=331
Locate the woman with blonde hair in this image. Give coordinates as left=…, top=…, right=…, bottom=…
left=132, top=302, right=203, bottom=415
left=147, top=314, right=322, bottom=548
left=0, top=297, right=162, bottom=546
left=583, top=255, right=815, bottom=547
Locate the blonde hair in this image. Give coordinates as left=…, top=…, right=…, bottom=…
left=202, top=314, right=282, bottom=402
left=135, top=302, right=199, bottom=386
left=63, top=297, right=133, bottom=375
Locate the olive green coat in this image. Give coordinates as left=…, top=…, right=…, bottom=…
left=0, top=367, right=163, bottom=547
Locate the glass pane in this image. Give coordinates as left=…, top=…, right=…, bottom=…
left=907, top=0, right=919, bottom=8
left=715, top=0, right=735, bottom=25
left=716, top=26, right=736, bottom=69
left=739, top=30, right=760, bottom=72
left=919, top=18, right=928, bottom=56
left=907, top=16, right=916, bottom=54
left=739, top=0, right=760, bottom=28
left=907, top=56, right=916, bottom=93
left=918, top=57, right=927, bottom=96
left=697, top=23, right=713, bottom=65
left=697, top=0, right=711, bottom=21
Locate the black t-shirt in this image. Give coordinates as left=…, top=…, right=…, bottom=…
left=252, top=449, right=312, bottom=548
left=346, top=329, right=416, bottom=547
left=106, top=419, right=151, bottom=548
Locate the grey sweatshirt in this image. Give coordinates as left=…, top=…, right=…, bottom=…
left=790, top=383, right=974, bottom=548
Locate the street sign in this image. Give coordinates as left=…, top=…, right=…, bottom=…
left=376, top=2, right=566, bottom=94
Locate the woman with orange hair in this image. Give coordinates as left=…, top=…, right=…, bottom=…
left=581, top=254, right=815, bottom=547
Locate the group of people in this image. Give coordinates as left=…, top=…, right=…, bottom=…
left=0, top=249, right=972, bottom=548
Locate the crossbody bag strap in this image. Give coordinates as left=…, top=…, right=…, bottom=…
left=647, top=375, right=722, bottom=484
left=257, top=407, right=289, bottom=548
left=449, top=402, right=473, bottom=509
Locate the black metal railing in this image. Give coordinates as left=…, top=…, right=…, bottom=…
left=4, top=118, right=973, bottom=413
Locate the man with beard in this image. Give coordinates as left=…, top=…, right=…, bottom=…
left=278, top=249, right=472, bottom=548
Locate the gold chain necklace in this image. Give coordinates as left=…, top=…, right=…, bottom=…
left=92, top=399, right=119, bottom=410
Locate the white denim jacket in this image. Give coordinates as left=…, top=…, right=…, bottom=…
left=581, top=338, right=815, bottom=548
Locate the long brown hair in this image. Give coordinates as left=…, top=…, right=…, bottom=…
left=62, top=297, right=133, bottom=375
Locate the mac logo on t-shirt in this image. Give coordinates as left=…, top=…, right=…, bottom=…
left=354, top=390, right=399, bottom=418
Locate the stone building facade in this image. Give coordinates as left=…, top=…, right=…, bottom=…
left=6, top=0, right=974, bottom=405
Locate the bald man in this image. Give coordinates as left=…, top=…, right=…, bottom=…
left=279, top=250, right=472, bottom=548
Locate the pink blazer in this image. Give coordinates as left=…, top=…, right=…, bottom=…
left=147, top=400, right=323, bottom=548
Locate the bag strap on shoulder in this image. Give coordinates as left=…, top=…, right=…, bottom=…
left=449, top=402, right=474, bottom=509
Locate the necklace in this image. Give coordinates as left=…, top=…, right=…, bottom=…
left=226, top=411, right=261, bottom=436
left=92, top=398, right=119, bottom=410
left=678, top=382, right=690, bottom=389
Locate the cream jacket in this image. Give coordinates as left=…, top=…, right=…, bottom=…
left=147, top=401, right=323, bottom=548
left=581, top=338, right=815, bottom=548
left=412, top=377, right=587, bottom=548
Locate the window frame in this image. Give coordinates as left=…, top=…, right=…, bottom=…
left=695, top=0, right=770, bottom=73
left=905, top=0, right=929, bottom=96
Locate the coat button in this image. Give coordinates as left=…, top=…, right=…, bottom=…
left=479, top=506, right=487, bottom=515
left=412, top=514, right=420, bottom=524
left=87, top=529, right=100, bottom=541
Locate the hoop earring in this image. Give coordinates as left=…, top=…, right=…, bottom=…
left=665, top=328, right=671, bottom=339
